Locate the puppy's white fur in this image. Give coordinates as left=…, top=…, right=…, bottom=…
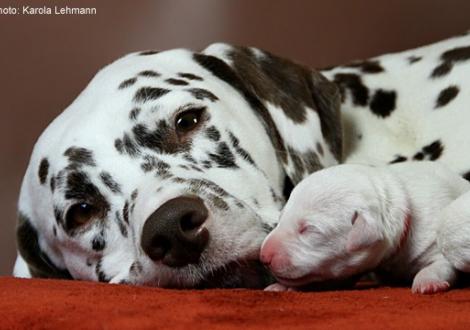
left=438, top=191, right=470, bottom=273
left=261, top=161, right=470, bottom=293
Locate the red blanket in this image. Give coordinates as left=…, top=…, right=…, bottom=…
left=1, top=277, right=469, bottom=329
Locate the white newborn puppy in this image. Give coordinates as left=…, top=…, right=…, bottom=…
left=438, top=190, right=470, bottom=273
left=261, top=162, right=470, bottom=294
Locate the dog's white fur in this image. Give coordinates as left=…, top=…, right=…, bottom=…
left=322, top=33, right=470, bottom=172
left=261, top=162, right=470, bottom=293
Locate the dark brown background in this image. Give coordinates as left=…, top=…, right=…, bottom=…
left=1, top=0, right=469, bottom=276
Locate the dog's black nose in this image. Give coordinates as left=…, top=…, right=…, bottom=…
left=141, top=196, right=209, bottom=268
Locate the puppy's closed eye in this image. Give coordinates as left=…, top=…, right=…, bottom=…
left=298, top=221, right=309, bottom=235
left=298, top=221, right=321, bottom=235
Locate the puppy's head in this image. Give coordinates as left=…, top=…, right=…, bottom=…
left=260, top=165, right=389, bottom=287
left=16, top=44, right=342, bottom=288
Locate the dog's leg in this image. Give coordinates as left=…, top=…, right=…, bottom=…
left=13, top=254, right=32, bottom=278
left=411, top=255, right=457, bottom=294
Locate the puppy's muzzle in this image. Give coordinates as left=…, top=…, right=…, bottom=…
left=141, top=196, right=209, bottom=268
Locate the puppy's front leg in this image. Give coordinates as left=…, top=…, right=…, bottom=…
left=411, top=255, right=457, bottom=294
left=264, top=282, right=297, bottom=292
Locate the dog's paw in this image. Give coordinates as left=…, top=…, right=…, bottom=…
left=264, top=283, right=293, bottom=292
left=411, top=279, right=450, bottom=294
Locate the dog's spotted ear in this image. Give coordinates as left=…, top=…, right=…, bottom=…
left=195, top=44, right=342, bottom=190
left=16, top=212, right=72, bottom=279
left=346, top=211, right=383, bottom=252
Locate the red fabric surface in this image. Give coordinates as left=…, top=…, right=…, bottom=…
left=1, top=277, right=470, bottom=329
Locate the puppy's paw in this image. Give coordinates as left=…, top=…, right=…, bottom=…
left=411, top=279, right=450, bottom=294
left=411, top=258, right=456, bottom=294
left=264, top=283, right=293, bottom=292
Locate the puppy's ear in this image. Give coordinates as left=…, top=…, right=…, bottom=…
left=346, top=212, right=383, bottom=252
left=16, top=212, right=72, bottom=279
left=195, top=44, right=342, bottom=193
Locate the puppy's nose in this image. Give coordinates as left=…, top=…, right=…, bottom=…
left=260, top=236, right=284, bottom=267
left=141, top=196, right=209, bottom=268
left=260, top=242, right=276, bottom=266
left=260, top=249, right=274, bottom=266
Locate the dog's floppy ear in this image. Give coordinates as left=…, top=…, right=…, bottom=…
left=16, top=212, right=72, bottom=279
left=346, top=211, right=383, bottom=252
left=195, top=44, right=342, bottom=191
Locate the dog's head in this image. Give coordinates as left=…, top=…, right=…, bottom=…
left=260, top=165, right=390, bottom=287
left=15, top=44, right=342, bottom=288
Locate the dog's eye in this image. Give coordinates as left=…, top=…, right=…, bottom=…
left=175, top=108, right=204, bottom=133
left=65, top=203, right=97, bottom=230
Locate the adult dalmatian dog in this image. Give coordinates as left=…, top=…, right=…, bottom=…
left=13, top=32, right=470, bottom=288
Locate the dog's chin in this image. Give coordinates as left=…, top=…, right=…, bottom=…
left=136, top=259, right=273, bottom=289
left=196, top=260, right=275, bottom=289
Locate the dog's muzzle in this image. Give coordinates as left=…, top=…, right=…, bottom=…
left=140, top=196, right=210, bottom=268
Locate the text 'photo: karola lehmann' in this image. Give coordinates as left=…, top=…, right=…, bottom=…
left=0, top=5, right=97, bottom=15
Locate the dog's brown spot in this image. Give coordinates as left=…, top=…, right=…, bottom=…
left=38, top=158, right=49, bottom=185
